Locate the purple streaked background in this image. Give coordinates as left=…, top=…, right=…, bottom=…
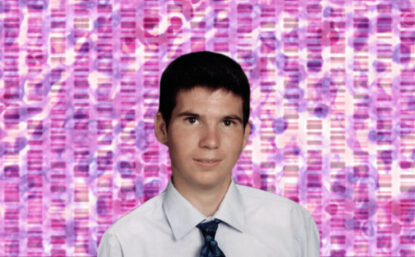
left=1, top=0, right=415, bottom=256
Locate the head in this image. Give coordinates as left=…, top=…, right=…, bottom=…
left=158, top=51, right=250, bottom=129
left=154, top=51, right=251, bottom=194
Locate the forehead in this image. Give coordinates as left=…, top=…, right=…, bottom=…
left=174, top=87, right=243, bottom=114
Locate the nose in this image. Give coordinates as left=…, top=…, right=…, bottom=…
left=199, top=126, right=220, bottom=149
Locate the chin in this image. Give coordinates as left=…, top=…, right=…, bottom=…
left=195, top=175, right=230, bottom=188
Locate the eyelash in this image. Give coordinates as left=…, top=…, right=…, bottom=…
left=223, top=120, right=235, bottom=126
left=185, top=117, right=197, bottom=124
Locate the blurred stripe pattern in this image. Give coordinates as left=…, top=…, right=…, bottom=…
left=0, top=0, right=414, bottom=256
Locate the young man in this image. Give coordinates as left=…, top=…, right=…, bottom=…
left=98, top=51, right=320, bottom=257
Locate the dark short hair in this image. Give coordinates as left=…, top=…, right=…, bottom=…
left=159, top=51, right=250, bottom=128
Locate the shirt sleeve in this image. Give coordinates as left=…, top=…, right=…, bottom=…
left=98, top=231, right=124, bottom=257
left=304, top=211, right=321, bottom=257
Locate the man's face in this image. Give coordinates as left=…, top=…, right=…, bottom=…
left=155, top=86, right=250, bottom=192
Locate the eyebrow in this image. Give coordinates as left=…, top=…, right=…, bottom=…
left=175, top=111, right=200, bottom=118
left=175, top=111, right=243, bottom=123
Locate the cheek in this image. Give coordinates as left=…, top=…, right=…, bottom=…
left=223, top=130, right=245, bottom=145
left=168, top=133, right=195, bottom=155
left=222, top=138, right=244, bottom=157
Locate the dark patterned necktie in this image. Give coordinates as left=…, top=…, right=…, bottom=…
left=197, top=219, right=226, bottom=257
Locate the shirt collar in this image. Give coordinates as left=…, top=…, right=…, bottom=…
left=162, top=179, right=245, bottom=241
left=214, top=179, right=245, bottom=233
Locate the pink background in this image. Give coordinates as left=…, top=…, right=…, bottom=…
left=1, top=0, right=415, bottom=256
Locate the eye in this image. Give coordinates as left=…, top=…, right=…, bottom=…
left=185, top=117, right=197, bottom=124
left=223, top=119, right=235, bottom=126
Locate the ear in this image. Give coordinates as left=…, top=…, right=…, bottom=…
left=242, top=122, right=251, bottom=148
left=154, top=112, right=168, bottom=145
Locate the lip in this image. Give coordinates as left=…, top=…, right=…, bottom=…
left=193, top=158, right=222, bottom=168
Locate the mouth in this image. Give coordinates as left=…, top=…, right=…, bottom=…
left=193, top=158, right=222, bottom=168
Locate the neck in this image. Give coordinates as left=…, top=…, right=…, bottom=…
left=172, top=177, right=231, bottom=217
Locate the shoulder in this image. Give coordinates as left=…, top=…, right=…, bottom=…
left=236, top=184, right=313, bottom=222
left=99, top=192, right=172, bottom=255
left=235, top=184, right=318, bottom=248
left=234, top=184, right=320, bottom=256
left=104, top=192, right=166, bottom=238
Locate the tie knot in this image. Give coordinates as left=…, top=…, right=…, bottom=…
left=197, top=219, right=226, bottom=257
left=197, top=219, right=221, bottom=239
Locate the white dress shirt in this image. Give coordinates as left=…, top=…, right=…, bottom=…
left=98, top=179, right=320, bottom=257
